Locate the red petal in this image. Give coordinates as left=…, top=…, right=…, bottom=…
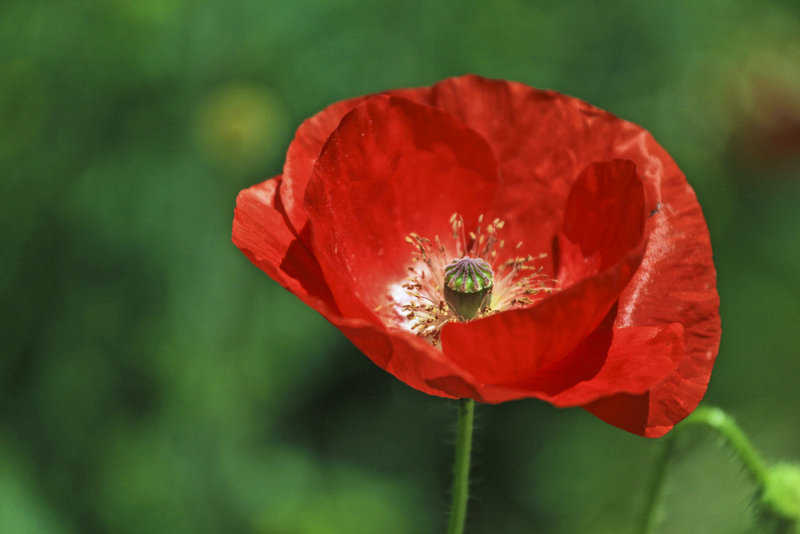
left=232, top=176, right=337, bottom=314
left=424, top=76, right=590, bottom=274
left=279, top=88, right=434, bottom=235
left=583, top=132, right=721, bottom=437
left=422, top=75, right=719, bottom=436
left=558, top=159, right=646, bottom=284
left=333, top=315, right=480, bottom=400
left=429, top=315, right=684, bottom=406
left=440, top=159, right=647, bottom=384
left=304, top=95, right=501, bottom=315
left=440, top=250, right=643, bottom=384
left=280, top=96, right=371, bottom=234
left=517, top=322, right=685, bottom=406
left=235, top=176, right=474, bottom=396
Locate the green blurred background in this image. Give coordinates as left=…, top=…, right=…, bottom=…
left=2, top=0, right=800, bottom=532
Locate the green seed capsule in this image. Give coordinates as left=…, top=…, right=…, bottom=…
left=443, top=257, right=494, bottom=320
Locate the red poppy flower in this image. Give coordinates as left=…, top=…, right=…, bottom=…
left=233, top=75, right=720, bottom=438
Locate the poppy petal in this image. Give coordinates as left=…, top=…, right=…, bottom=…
left=280, top=88, right=434, bottom=235
left=232, top=176, right=338, bottom=314
left=281, top=96, right=371, bottom=234
left=304, top=94, right=501, bottom=315
left=235, top=176, right=475, bottom=395
left=440, top=159, right=647, bottom=384
left=525, top=322, right=685, bottom=406
left=332, top=313, right=480, bottom=399
left=587, top=132, right=721, bottom=437
left=425, top=76, right=619, bottom=275
left=558, top=159, right=647, bottom=284
left=422, top=75, right=719, bottom=436
left=428, top=318, right=683, bottom=406
left=440, top=248, right=644, bottom=385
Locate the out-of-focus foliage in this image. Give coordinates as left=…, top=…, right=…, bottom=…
left=1, top=0, right=799, bottom=533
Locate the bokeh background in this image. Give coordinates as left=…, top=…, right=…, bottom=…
left=2, top=0, right=800, bottom=532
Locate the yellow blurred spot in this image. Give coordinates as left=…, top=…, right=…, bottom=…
left=194, top=83, right=287, bottom=173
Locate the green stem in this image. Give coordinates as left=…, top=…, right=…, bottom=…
left=635, top=428, right=679, bottom=534
left=634, top=406, right=770, bottom=534
left=447, top=398, right=475, bottom=534
left=682, top=406, right=769, bottom=486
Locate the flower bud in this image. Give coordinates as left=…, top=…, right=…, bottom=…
left=443, top=257, right=493, bottom=320
left=759, top=463, right=800, bottom=534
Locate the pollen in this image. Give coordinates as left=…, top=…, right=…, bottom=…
left=385, top=214, right=559, bottom=345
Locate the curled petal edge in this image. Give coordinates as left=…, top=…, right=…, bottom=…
left=233, top=175, right=478, bottom=397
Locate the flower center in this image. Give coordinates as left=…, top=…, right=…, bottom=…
left=385, top=214, right=558, bottom=345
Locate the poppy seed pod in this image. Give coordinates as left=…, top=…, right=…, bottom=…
left=443, top=256, right=494, bottom=320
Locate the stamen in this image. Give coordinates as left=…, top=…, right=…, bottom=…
left=388, top=214, right=559, bottom=345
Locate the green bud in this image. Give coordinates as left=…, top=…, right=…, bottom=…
left=759, top=463, right=800, bottom=534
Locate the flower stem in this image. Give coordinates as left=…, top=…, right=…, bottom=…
left=682, top=406, right=769, bottom=486
left=635, top=429, right=678, bottom=534
left=634, top=406, right=770, bottom=534
left=447, top=398, right=475, bottom=534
